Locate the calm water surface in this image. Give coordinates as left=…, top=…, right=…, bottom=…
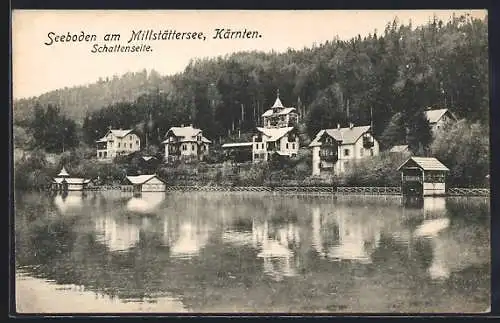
left=14, top=191, right=490, bottom=313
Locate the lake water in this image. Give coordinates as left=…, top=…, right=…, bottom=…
left=14, top=191, right=490, bottom=314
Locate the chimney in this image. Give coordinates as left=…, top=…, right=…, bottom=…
left=349, top=122, right=354, bottom=129
left=337, top=123, right=341, bottom=130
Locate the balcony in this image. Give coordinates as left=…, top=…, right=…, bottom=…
left=320, top=148, right=338, bottom=163
left=363, top=136, right=374, bottom=149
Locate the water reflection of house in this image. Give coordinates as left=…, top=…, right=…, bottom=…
left=126, top=192, right=165, bottom=215
left=426, top=229, right=488, bottom=281
left=169, top=220, right=211, bottom=259
left=310, top=207, right=381, bottom=263
left=94, top=215, right=141, bottom=252
left=423, top=197, right=447, bottom=219
left=252, top=220, right=300, bottom=280
left=53, top=192, right=84, bottom=214
left=412, top=210, right=487, bottom=280
left=311, top=207, right=327, bottom=257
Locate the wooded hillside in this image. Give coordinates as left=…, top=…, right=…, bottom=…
left=14, top=13, right=488, bottom=150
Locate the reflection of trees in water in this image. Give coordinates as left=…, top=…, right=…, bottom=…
left=15, top=192, right=491, bottom=311
left=446, top=197, right=490, bottom=222
left=16, top=215, right=79, bottom=268
left=17, top=211, right=180, bottom=302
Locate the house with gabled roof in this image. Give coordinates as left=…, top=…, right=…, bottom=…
left=261, top=91, right=299, bottom=129
left=96, top=129, right=141, bottom=161
left=221, top=90, right=301, bottom=164
left=424, top=108, right=457, bottom=135
left=397, top=156, right=449, bottom=196
left=125, top=174, right=166, bottom=192
left=252, top=126, right=299, bottom=162
left=161, top=125, right=211, bottom=162
left=309, top=123, right=380, bottom=176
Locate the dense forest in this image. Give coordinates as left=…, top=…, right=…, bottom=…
left=14, top=13, right=488, bottom=153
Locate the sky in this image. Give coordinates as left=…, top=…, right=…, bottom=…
left=12, top=9, right=487, bottom=100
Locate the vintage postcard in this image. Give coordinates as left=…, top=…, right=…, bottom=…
left=11, top=9, right=490, bottom=314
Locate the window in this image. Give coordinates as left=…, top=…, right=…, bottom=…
left=104, top=151, right=107, bottom=158
left=182, top=144, right=186, bottom=151
left=192, top=144, right=195, bottom=150
left=136, top=140, right=139, bottom=146
left=344, top=148, right=350, bottom=157
left=360, top=148, right=364, bottom=157
left=286, top=143, right=289, bottom=149
left=118, top=142, right=121, bottom=148
left=370, top=149, right=374, bottom=156
left=292, top=143, right=295, bottom=150
left=129, top=135, right=132, bottom=140
left=130, top=143, right=132, bottom=149
left=254, top=154, right=259, bottom=160
left=262, top=143, right=264, bottom=149
left=98, top=152, right=102, bottom=158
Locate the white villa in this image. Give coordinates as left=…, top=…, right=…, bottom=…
left=261, top=91, right=299, bottom=128
left=252, top=126, right=299, bottom=162
left=161, top=125, right=211, bottom=162
left=253, top=92, right=300, bottom=161
left=222, top=91, right=300, bottom=163
left=309, top=123, right=380, bottom=176
left=96, top=129, right=141, bottom=161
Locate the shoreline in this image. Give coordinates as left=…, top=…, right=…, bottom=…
left=26, top=185, right=490, bottom=197
left=14, top=273, right=187, bottom=314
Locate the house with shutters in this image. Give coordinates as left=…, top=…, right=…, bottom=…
left=96, top=129, right=141, bottom=161
left=309, top=123, right=380, bottom=176
left=424, top=108, right=457, bottom=135
left=161, top=125, right=211, bottom=162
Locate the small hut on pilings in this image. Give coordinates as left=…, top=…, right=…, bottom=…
left=51, top=166, right=70, bottom=191
left=51, top=166, right=91, bottom=192
left=397, top=157, right=450, bottom=197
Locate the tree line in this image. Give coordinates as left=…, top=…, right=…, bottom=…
left=16, top=13, right=488, bottom=158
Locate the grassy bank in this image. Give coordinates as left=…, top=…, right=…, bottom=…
left=13, top=145, right=489, bottom=191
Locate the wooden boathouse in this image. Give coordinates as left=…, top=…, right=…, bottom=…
left=125, top=174, right=167, bottom=193
left=397, top=157, right=449, bottom=197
